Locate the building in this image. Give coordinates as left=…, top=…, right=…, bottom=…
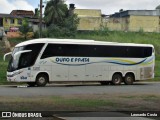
left=107, top=7, right=160, bottom=32
left=70, top=4, right=102, bottom=31
left=0, top=10, right=35, bottom=32
left=0, top=14, right=23, bottom=31
left=10, top=10, right=34, bottom=18
left=0, top=10, right=46, bottom=33
left=74, top=9, right=102, bottom=30
left=28, top=18, right=46, bottom=32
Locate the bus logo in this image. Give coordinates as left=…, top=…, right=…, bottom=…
left=20, top=76, right=27, bottom=80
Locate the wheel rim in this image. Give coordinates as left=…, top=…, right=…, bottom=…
left=114, top=77, right=120, bottom=83
left=38, top=77, right=45, bottom=84
left=127, top=77, right=132, bottom=83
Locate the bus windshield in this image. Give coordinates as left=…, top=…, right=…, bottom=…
left=7, top=43, right=44, bottom=72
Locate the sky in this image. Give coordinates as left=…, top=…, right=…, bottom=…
left=0, top=0, right=159, bottom=15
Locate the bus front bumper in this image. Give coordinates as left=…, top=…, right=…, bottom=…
left=7, top=70, right=24, bottom=82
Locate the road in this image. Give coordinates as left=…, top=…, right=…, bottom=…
left=0, top=82, right=160, bottom=96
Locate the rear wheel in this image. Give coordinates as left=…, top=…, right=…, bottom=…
left=112, top=74, right=122, bottom=85
left=36, top=74, right=48, bottom=87
left=124, top=74, right=134, bottom=85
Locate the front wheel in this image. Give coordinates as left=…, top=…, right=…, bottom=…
left=36, top=74, right=48, bottom=87
left=112, top=74, right=122, bottom=85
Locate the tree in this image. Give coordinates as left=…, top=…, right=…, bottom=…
left=63, top=14, right=79, bottom=36
left=44, top=0, right=68, bottom=26
left=19, top=19, right=32, bottom=39
left=44, top=0, right=79, bottom=37
left=34, top=8, right=40, bottom=18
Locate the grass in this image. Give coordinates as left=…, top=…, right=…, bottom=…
left=0, top=60, right=7, bottom=83
left=0, top=94, right=160, bottom=111
left=51, top=96, right=116, bottom=108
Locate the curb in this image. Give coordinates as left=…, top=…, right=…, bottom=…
left=53, top=115, right=66, bottom=120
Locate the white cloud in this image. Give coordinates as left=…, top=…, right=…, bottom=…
left=0, top=0, right=15, bottom=13
left=0, top=0, right=34, bottom=14
left=66, top=0, right=160, bottom=14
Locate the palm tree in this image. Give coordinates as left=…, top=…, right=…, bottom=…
left=44, top=0, right=68, bottom=26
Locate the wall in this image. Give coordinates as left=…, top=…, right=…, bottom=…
left=107, top=15, right=160, bottom=32
left=107, top=18, right=121, bottom=31
left=74, top=9, right=102, bottom=30
left=77, top=17, right=102, bottom=30
left=129, top=16, right=160, bottom=32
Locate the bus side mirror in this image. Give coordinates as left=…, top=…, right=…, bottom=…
left=3, top=52, right=12, bottom=61
left=13, top=50, right=32, bottom=60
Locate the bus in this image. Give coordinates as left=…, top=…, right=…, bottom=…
left=4, top=38, right=155, bottom=87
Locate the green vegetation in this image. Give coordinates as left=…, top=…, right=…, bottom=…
left=51, top=96, right=116, bottom=108
left=0, top=61, right=7, bottom=83
left=19, top=19, right=33, bottom=40
left=44, top=0, right=68, bottom=25
left=43, top=0, right=79, bottom=37
left=1, top=94, right=160, bottom=111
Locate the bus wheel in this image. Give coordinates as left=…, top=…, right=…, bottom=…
left=100, top=81, right=110, bottom=85
left=124, top=74, right=134, bottom=85
left=36, top=74, right=48, bottom=87
left=27, top=82, right=36, bottom=87
left=112, top=74, right=122, bottom=85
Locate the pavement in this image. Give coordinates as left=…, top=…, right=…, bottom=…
left=0, top=82, right=160, bottom=96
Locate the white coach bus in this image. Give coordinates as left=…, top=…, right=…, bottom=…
left=4, top=38, right=155, bottom=86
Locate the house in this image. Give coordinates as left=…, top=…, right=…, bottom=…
left=10, top=10, right=34, bottom=18
left=0, top=13, right=23, bottom=32
left=0, top=9, right=46, bottom=33
left=69, top=4, right=102, bottom=31
left=107, top=6, right=160, bottom=32
left=28, top=18, right=46, bottom=32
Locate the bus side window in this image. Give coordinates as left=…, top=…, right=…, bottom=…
left=41, top=44, right=55, bottom=59
left=144, top=47, right=152, bottom=57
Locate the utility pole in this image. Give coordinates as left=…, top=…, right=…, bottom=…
left=39, top=0, right=43, bottom=38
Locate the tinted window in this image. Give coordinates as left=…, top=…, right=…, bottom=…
left=18, top=43, right=44, bottom=69
left=41, top=44, right=152, bottom=59
left=41, top=44, right=64, bottom=58
left=144, top=47, right=152, bottom=57
left=127, top=47, right=152, bottom=58
left=127, top=47, right=143, bottom=58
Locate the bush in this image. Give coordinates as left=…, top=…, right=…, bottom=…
left=47, top=24, right=77, bottom=38
left=33, top=31, right=39, bottom=38
left=33, top=30, right=49, bottom=38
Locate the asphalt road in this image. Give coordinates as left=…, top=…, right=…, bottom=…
left=0, top=82, right=160, bottom=96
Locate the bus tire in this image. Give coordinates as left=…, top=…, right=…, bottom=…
left=36, top=74, right=48, bottom=87
left=27, top=82, right=36, bottom=87
left=112, top=74, right=122, bottom=85
left=124, top=74, right=134, bottom=85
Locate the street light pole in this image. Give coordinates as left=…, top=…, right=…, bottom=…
left=39, top=0, right=43, bottom=38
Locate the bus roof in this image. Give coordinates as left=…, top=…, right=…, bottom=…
left=15, top=38, right=154, bottom=48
